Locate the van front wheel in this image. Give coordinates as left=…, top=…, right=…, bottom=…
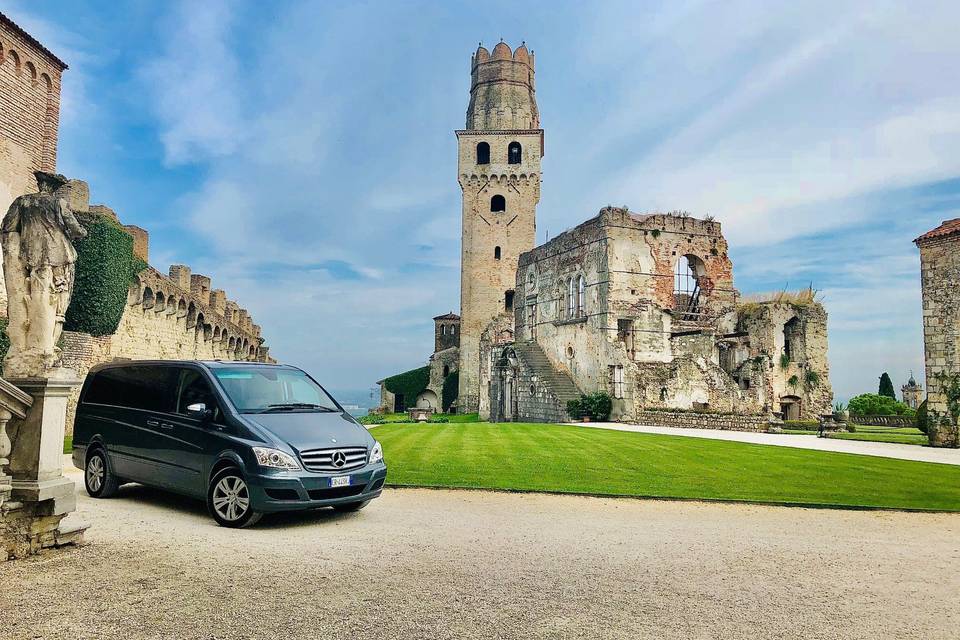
left=208, top=469, right=263, bottom=528
left=85, top=448, right=119, bottom=498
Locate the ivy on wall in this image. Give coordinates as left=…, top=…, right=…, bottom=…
left=0, top=318, right=8, bottom=363
left=442, top=370, right=459, bottom=411
left=383, top=366, right=430, bottom=404
left=63, top=212, right=147, bottom=337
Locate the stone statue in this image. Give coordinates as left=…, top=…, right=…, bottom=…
left=1, top=171, right=87, bottom=379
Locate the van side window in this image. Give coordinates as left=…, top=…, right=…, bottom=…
left=85, top=366, right=174, bottom=412
left=175, top=369, right=221, bottom=421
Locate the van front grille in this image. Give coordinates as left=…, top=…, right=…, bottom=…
left=299, top=446, right=367, bottom=472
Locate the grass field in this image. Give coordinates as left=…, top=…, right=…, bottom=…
left=374, top=422, right=960, bottom=511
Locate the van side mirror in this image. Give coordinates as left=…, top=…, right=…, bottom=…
left=186, top=403, right=212, bottom=420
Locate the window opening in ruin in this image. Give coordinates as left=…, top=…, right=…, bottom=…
left=617, top=319, right=635, bottom=358
left=577, top=275, right=585, bottom=316
left=783, top=317, right=802, bottom=362
left=476, top=141, right=490, bottom=164
left=494, top=246, right=501, bottom=260
left=610, top=365, right=624, bottom=399
left=567, top=278, right=575, bottom=318
left=443, top=365, right=450, bottom=377
left=505, top=290, right=515, bottom=312
left=508, top=141, right=522, bottom=164
left=528, top=302, right=537, bottom=340
left=673, top=255, right=702, bottom=320
left=491, top=195, right=506, bottom=212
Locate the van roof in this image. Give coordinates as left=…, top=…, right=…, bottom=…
left=88, top=360, right=295, bottom=372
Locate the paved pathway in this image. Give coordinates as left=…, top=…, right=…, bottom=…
left=573, top=422, right=960, bottom=466
left=3, top=472, right=958, bottom=639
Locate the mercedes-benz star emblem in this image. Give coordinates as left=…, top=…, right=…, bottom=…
left=331, top=451, right=347, bottom=468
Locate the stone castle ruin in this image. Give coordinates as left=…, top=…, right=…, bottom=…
left=380, top=40, right=834, bottom=428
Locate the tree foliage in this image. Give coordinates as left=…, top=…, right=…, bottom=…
left=568, top=392, right=613, bottom=421
left=382, top=366, right=430, bottom=406
left=64, top=213, right=146, bottom=336
left=916, top=399, right=928, bottom=434
left=848, top=393, right=914, bottom=417
left=878, top=372, right=896, bottom=399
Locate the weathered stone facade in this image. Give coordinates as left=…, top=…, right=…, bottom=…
left=0, top=12, right=67, bottom=312
left=901, top=374, right=923, bottom=410
left=481, top=207, right=833, bottom=423
left=457, top=42, right=542, bottom=413
left=914, top=219, right=960, bottom=447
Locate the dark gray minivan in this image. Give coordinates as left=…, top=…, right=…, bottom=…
left=72, top=360, right=386, bottom=527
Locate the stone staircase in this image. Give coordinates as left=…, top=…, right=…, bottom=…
left=513, top=341, right=582, bottom=418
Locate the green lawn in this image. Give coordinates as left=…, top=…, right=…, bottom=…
left=64, top=436, right=72, bottom=454
left=374, top=422, right=960, bottom=511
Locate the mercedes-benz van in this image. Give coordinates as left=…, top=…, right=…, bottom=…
left=71, top=361, right=386, bottom=527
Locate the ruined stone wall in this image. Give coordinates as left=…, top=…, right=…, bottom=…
left=0, top=14, right=66, bottom=310
left=61, top=265, right=268, bottom=434
left=634, top=410, right=769, bottom=432
left=736, top=302, right=833, bottom=420
left=916, top=232, right=960, bottom=444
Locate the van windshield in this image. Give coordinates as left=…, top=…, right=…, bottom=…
left=212, top=368, right=340, bottom=414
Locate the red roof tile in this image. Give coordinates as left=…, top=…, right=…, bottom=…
left=915, top=218, right=960, bottom=244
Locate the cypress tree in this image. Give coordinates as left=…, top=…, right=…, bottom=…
left=878, top=372, right=896, bottom=399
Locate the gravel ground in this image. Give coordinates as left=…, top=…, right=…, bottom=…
left=2, top=474, right=959, bottom=640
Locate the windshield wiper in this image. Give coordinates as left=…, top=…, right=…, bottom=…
left=255, top=403, right=339, bottom=413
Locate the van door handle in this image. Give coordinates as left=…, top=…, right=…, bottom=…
left=160, top=423, right=174, bottom=430
left=146, top=419, right=160, bottom=427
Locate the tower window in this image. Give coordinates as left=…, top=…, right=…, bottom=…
left=508, top=141, right=522, bottom=164
left=476, top=142, right=490, bottom=165
left=505, top=290, right=515, bottom=312
left=494, top=246, right=501, bottom=260
left=491, top=195, right=506, bottom=212
left=577, top=275, right=586, bottom=316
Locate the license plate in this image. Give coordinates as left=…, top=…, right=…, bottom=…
left=330, top=476, right=351, bottom=488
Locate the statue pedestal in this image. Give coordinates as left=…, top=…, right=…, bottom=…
left=1, top=370, right=88, bottom=559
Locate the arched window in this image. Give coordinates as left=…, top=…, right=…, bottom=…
left=443, top=365, right=450, bottom=377
left=577, top=275, right=585, bottom=316
left=567, top=278, right=576, bottom=318
left=494, top=246, right=501, bottom=260
left=491, top=195, right=506, bottom=212
left=441, top=325, right=446, bottom=336
left=505, top=290, right=515, bottom=312
left=451, top=325, right=456, bottom=335
left=508, top=141, right=522, bottom=164
left=476, top=141, right=490, bottom=165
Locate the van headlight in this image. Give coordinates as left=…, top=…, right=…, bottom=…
left=369, top=441, right=383, bottom=464
left=253, top=447, right=301, bottom=470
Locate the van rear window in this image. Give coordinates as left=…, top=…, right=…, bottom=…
left=84, top=366, right=176, bottom=412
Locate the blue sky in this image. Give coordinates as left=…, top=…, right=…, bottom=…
left=8, top=0, right=960, bottom=404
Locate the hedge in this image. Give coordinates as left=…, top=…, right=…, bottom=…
left=382, top=366, right=430, bottom=405
left=442, top=370, right=459, bottom=411
left=64, top=213, right=147, bottom=336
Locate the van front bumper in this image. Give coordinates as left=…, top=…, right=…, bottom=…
left=246, top=462, right=387, bottom=512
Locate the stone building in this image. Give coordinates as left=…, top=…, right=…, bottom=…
left=456, top=41, right=541, bottom=414
left=380, top=39, right=834, bottom=428
left=0, top=12, right=67, bottom=312
left=914, top=218, right=960, bottom=446
left=901, top=373, right=923, bottom=410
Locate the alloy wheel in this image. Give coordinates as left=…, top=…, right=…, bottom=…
left=86, top=454, right=104, bottom=493
left=212, top=475, right=250, bottom=522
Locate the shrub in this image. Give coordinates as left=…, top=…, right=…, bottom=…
left=579, top=391, right=613, bottom=421
left=804, top=370, right=820, bottom=390
left=566, top=398, right=583, bottom=419
left=916, top=399, right=928, bottom=434
left=780, top=353, right=791, bottom=369
left=358, top=414, right=386, bottom=425
left=428, top=416, right=450, bottom=423
left=64, top=212, right=146, bottom=336
left=846, top=422, right=857, bottom=433
left=848, top=393, right=914, bottom=417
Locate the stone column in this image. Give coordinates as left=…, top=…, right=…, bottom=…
left=2, top=369, right=87, bottom=559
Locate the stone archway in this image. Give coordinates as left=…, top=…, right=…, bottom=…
left=780, top=395, right=802, bottom=421
left=415, top=389, right=439, bottom=410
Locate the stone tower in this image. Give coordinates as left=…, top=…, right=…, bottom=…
left=456, top=41, right=542, bottom=413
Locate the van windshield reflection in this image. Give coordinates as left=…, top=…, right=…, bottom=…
left=212, top=368, right=340, bottom=414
